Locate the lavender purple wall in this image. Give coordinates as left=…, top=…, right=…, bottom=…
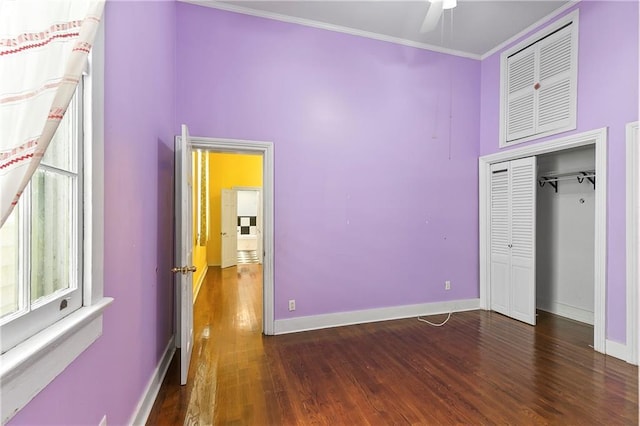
left=176, top=4, right=482, bottom=319
left=480, top=1, right=639, bottom=343
left=10, top=1, right=176, bottom=424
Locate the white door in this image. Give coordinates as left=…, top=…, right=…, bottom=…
left=509, top=157, right=537, bottom=325
left=489, top=156, right=537, bottom=325
left=221, top=188, right=238, bottom=268
left=174, top=124, right=195, bottom=385
left=490, top=162, right=511, bottom=317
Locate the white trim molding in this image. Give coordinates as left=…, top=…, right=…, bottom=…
left=190, top=137, right=275, bottom=336
left=626, top=121, right=639, bottom=365
left=182, top=0, right=581, bottom=61
left=274, top=299, right=480, bottom=335
left=181, top=0, right=479, bottom=59
left=129, top=336, right=176, bottom=426
left=606, top=339, right=629, bottom=362
left=537, top=302, right=594, bottom=326
left=480, top=1, right=580, bottom=60
left=479, top=127, right=608, bottom=354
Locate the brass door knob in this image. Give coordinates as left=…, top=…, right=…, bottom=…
left=171, top=265, right=197, bottom=274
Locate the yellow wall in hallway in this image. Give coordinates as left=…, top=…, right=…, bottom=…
left=208, top=153, right=262, bottom=266
left=192, top=247, right=208, bottom=296
left=192, top=152, right=208, bottom=296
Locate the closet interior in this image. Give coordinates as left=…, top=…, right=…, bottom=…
left=536, top=146, right=596, bottom=329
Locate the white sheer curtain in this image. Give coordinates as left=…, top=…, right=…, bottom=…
left=0, top=0, right=104, bottom=228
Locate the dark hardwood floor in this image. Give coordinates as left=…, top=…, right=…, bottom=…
left=147, top=265, right=638, bottom=425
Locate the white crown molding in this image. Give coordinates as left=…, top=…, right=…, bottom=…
left=274, top=298, right=480, bottom=335
left=180, top=0, right=481, bottom=60
left=480, top=0, right=581, bottom=60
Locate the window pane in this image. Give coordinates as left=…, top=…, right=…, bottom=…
left=31, top=169, right=75, bottom=302
left=41, top=95, right=77, bottom=172
left=0, top=206, right=20, bottom=318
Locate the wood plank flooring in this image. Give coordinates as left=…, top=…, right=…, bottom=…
left=147, top=265, right=638, bottom=425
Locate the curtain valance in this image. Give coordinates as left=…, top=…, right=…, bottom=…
left=0, top=0, right=105, bottom=227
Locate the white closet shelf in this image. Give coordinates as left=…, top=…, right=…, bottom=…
left=538, top=170, right=596, bottom=192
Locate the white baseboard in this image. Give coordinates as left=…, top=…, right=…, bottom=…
left=129, top=336, right=175, bottom=426
left=605, top=339, right=629, bottom=363
left=537, top=300, right=594, bottom=325
left=274, top=299, right=480, bottom=335
left=194, top=265, right=209, bottom=303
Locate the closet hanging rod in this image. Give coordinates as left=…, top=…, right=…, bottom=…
left=539, top=170, right=595, bottom=180
left=540, top=173, right=595, bottom=183
left=538, top=170, right=596, bottom=192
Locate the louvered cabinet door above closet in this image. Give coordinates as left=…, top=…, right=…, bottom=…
left=489, top=157, right=537, bottom=325
left=501, top=11, right=578, bottom=146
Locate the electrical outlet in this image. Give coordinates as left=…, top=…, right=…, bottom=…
left=445, top=280, right=451, bottom=290
left=288, top=299, right=296, bottom=311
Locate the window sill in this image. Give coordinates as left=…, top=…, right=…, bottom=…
left=1, top=297, right=113, bottom=424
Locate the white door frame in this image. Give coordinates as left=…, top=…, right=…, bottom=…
left=479, top=127, right=607, bottom=353
left=190, top=136, right=275, bottom=336
left=626, top=121, right=639, bottom=364
left=234, top=186, right=263, bottom=263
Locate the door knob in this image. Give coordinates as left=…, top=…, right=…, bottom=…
left=171, top=265, right=197, bottom=274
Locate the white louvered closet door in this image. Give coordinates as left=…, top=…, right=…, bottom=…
left=490, top=162, right=511, bottom=316
left=536, top=24, right=576, bottom=135
left=489, top=157, right=537, bottom=325
left=509, top=157, right=537, bottom=325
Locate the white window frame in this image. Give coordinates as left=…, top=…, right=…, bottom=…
left=1, top=82, right=84, bottom=354
left=0, top=20, right=113, bottom=424
left=499, top=10, right=579, bottom=148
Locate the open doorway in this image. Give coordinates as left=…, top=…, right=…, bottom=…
left=173, top=128, right=274, bottom=388
left=235, top=187, right=263, bottom=265
left=204, top=153, right=263, bottom=271
left=188, top=137, right=274, bottom=336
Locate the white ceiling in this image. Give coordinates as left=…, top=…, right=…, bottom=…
left=191, top=0, right=575, bottom=59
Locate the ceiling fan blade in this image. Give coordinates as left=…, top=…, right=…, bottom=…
left=420, top=0, right=444, bottom=33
